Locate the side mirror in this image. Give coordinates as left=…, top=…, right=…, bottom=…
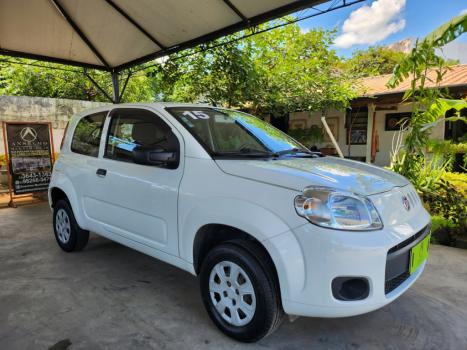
left=132, top=146, right=179, bottom=168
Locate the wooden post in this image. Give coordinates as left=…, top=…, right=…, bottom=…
left=321, top=116, right=344, bottom=158
left=2, top=122, right=15, bottom=207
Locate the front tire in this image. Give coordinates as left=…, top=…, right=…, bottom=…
left=53, top=199, right=89, bottom=252
left=199, top=241, right=284, bottom=342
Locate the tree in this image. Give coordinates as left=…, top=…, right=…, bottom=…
left=149, top=21, right=358, bottom=119
left=149, top=40, right=258, bottom=108
left=387, top=13, right=467, bottom=225
left=248, top=23, right=357, bottom=117
left=0, top=58, right=154, bottom=102
left=344, top=46, right=407, bottom=77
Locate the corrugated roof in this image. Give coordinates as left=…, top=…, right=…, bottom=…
left=360, top=64, right=467, bottom=96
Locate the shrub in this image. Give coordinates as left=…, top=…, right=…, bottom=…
left=431, top=215, right=458, bottom=245
left=443, top=172, right=467, bottom=197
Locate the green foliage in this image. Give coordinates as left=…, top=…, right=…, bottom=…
left=0, top=154, right=6, bottom=167
left=431, top=215, right=457, bottom=233
left=430, top=214, right=461, bottom=245
left=149, top=41, right=258, bottom=108
left=443, top=172, right=467, bottom=197
left=0, top=59, right=154, bottom=102
left=387, top=14, right=467, bottom=234
left=344, top=46, right=407, bottom=77
left=427, top=140, right=467, bottom=168
left=287, top=125, right=324, bottom=147
left=149, top=21, right=358, bottom=116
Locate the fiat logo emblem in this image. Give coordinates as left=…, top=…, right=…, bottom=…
left=402, top=196, right=410, bottom=211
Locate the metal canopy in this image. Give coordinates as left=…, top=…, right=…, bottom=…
left=0, top=0, right=325, bottom=72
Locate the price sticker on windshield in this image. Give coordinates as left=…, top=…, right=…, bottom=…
left=182, top=110, right=210, bottom=120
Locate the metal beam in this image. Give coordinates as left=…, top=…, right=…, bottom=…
left=114, top=0, right=330, bottom=71
left=85, top=72, right=114, bottom=102
left=221, top=0, right=248, bottom=23
left=119, top=71, right=132, bottom=102
left=103, top=0, right=167, bottom=50
left=49, top=0, right=111, bottom=68
left=0, top=48, right=107, bottom=71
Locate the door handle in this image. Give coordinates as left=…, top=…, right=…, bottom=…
left=96, top=168, right=107, bottom=177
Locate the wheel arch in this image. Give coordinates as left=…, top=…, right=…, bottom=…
left=48, top=176, right=86, bottom=229
left=193, top=224, right=282, bottom=298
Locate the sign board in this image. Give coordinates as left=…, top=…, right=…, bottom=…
left=4, top=123, right=53, bottom=195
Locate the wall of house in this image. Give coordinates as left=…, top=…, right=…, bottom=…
left=289, top=103, right=446, bottom=167
left=289, top=108, right=367, bottom=160
left=0, top=95, right=109, bottom=155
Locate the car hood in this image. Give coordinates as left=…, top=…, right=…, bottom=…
left=215, top=156, right=409, bottom=196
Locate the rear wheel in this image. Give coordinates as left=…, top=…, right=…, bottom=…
left=53, top=199, right=89, bottom=252
left=199, top=241, right=284, bottom=342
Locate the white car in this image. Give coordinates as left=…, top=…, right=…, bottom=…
left=49, top=103, right=431, bottom=342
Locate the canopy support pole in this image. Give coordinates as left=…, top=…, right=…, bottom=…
left=112, top=72, right=120, bottom=104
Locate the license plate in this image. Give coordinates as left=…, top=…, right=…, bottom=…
left=409, top=234, right=431, bottom=274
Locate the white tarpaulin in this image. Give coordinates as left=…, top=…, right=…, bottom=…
left=0, top=0, right=323, bottom=71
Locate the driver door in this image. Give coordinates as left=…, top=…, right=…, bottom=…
left=84, top=108, right=183, bottom=256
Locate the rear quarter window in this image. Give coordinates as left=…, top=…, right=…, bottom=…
left=71, top=112, right=106, bottom=157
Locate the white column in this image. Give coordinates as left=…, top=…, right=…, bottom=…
left=365, top=103, right=375, bottom=163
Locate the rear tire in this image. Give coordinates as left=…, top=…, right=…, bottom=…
left=199, top=241, right=284, bottom=342
left=53, top=199, right=89, bottom=252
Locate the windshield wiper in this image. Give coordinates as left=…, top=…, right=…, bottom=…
left=276, top=148, right=314, bottom=156
left=213, top=148, right=277, bottom=158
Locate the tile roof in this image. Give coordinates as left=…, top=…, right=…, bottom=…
left=360, top=64, right=467, bottom=96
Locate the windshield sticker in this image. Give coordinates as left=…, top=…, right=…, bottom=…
left=182, top=110, right=210, bottom=120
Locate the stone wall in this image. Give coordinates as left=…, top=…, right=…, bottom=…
left=0, top=95, right=109, bottom=155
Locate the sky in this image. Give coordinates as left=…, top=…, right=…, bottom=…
left=298, top=0, right=467, bottom=61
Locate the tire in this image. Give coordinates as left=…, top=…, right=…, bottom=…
left=53, top=199, right=89, bottom=252
left=199, top=241, right=284, bottom=342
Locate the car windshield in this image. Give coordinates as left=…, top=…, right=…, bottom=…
left=166, top=107, right=306, bottom=157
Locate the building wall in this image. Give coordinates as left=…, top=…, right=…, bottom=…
left=289, top=103, right=446, bottom=167
left=0, top=95, right=109, bottom=155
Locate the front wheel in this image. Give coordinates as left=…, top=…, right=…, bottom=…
left=199, top=241, right=284, bottom=342
left=53, top=199, right=89, bottom=252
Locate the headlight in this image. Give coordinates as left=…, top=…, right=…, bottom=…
left=294, top=187, right=383, bottom=231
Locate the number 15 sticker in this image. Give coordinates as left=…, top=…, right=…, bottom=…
left=182, top=111, right=210, bottom=120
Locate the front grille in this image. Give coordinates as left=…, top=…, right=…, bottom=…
left=385, top=272, right=410, bottom=294
left=388, top=225, right=428, bottom=254
left=384, top=225, right=430, bottom=295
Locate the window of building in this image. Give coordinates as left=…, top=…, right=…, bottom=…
left=71, top=112, right=106, bottom=157
left=346, top=107, right=368, bottom=145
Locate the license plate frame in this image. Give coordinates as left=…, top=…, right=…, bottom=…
left=409, top=233, right=431, bottom=274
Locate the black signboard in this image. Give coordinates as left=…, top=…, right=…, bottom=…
left=5, top=123, right=53, bottom=195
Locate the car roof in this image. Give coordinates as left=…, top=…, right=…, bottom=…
left=74, top=102, right=215, bottom=119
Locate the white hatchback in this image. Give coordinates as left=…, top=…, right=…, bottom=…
left=49, top=103, right=431, bottom=342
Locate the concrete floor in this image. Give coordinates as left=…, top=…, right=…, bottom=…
left=1, top=203, right=467, bottom=350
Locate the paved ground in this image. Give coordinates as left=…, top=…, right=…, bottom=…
left=1, top=203, right=467, bottom=350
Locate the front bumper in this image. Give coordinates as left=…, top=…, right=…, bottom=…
left=263, top=190, right=431, bottom=318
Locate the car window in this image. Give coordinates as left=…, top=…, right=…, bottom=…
left=71, top=112, right=106, bottom=157
left=105, top=109, right=173, bottom=164
left=166, top=107, right=304, bottom=157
